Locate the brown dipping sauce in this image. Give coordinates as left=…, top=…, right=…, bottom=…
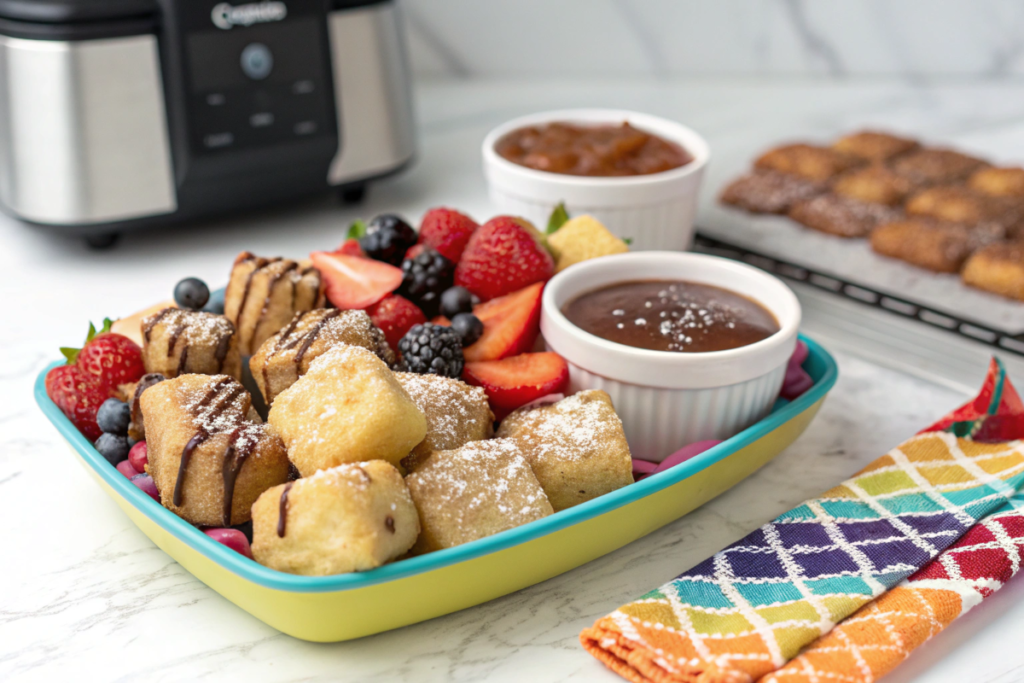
left=563, top=280, right=779, bottom=353
left=495, top=121, right=692, bottom=177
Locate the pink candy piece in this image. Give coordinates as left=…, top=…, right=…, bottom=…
left=203, top=528, right=253, bottom=560
left=130, top=474, right=160, bottom=502
left=128, top=441, right=148, bottom=474
left=116, top=459, right=140, bottom=479
left=632, top=440, right=724, bottom=481
left=780, top=340, right=813, bottom=401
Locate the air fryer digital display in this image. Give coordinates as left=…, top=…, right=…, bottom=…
left=178, top=0, right=336, bottom=155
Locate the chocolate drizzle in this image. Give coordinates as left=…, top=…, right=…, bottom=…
left=384, top=515, right=395, bottom=534
left=220, top=427, right=258, bottom=526
left=172, top=378, right=243, bottom=508
left=175, top=344, right=189, bottom=376
left=277, top=482, right=294, bottom=538
left=142, top=307, right=174, bottom=343
left=166, top=312, right=186, bottom=358
left=213, top=329, right=233, bottom=373
left=130, top=373, right=166, bottom=435
left=294, top=310, right=341, bottom=365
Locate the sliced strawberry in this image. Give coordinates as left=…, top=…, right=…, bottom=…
left=463, top=282, right=543, bottom=362
left=418, top=207, right=479, bottom=262
left=464, top=352, right=570, bottom=420
left=310, top=251, right=403, bottom=310
left=45, top=364, right=107, bottom=441
left=366, top=294, right=427, bottom=353
left=455, top=215, right=553, bottom=301
left=335, top=238, right=365, bottom=258
left=404, top=243, right=428, bottom=262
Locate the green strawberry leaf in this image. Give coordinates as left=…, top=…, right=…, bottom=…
left=546, top=203, right=570, bottom=235
left=61, top=318, right=115, bottom=364
left=60, top=347, right=79, bottom=364
left=345, top=219, right=368, bottom=240
left=623, top=237, right=633, bottom=246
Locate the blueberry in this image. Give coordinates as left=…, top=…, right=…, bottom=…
left=440, top=286, right=475, bottom=319
left=95, top=433, right=130, bottom=465
left=97, top=398, right=131, bottom=435
left=450, top=313, right=484, bottom=346
left=202, top=287, right=225, bottom=315
left=174, top=277, right=210, bottom=310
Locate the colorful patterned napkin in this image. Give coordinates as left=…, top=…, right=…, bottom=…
left=581, top=359, right=1024, bottom=683
left=764, top=491, right=1024, bottom=683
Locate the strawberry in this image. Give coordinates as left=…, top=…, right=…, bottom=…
left=455, top=215, right=553, bottom=301
left=75, top=335, right=145, bottom=394
left=418, top=208, right=479, bottom=263
left=404, top=243, right=428, bottom=262
left=310, top=251, right=403, bottom=309
left=45, top=364, right=107, bottom=441
left=462, top=282, right=543, bottom=362
left=366, top=294, right=427, bottom=353
left=463, top=352, right=570, bottom=420
left=335, top=238, right=365, bottom=258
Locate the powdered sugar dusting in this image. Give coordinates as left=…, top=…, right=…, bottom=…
left=498, top=391, right=625, bottom=464
left=305, top=461, right=375, bottom=490
left=396, top=373, right=491, bottom=451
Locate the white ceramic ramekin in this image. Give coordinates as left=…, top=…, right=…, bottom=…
left=482, top=109, right=709, bottom=251
left=541, top=252, right=801, bottom=462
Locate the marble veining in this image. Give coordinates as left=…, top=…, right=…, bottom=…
left=4, top=79, right=1024, bottom=681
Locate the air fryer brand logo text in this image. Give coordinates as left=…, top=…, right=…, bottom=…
left=212, top=2, right=287, bottom=30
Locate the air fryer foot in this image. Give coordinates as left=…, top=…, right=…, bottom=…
left=338, top=184, right=367, bottom=205
left=85, top=232, right=120, bottom=250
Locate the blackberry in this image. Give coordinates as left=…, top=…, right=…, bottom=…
left=359, top=214, right=417, bottom=265
left=397, top=323, right=464, bottom=378
left=399, top=248, right=454, bottom=317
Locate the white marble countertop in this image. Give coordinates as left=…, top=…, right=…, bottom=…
left=4, top=78, right=1024, bottom=682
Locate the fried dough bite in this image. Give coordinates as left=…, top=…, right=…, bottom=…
left=139, top=374, right=291, bottom=526
left=141, top=308, right=241, bottom=380
left=905, top=185, right=1023, bottom=231
left=890, top=148, right=988, bottom=186
left=395, top=372, right=493, bottom=473
left=250, top=309, right=395, bottom=406
left=788, top=193, right=902, bottom=238
left=962, top=242, right=1024, bottom=301
left=719, top=170, right=826, bottom=214
left=969, top=167, right=1024, bottom=198
left=831, top=130, right=918, bottom=162
left=496, top=391, right=633, bottom=511
left=832, top=164, right=916, bottom=206
left=268, top=345, right=427, bottom=476
left=251, top=460, right=419, bottom=576
left=870, top=218, right=1002, bottom=273
left=224, top=252, right=324, bottom=355
left=405, top=439, right=553, bottom=554
left=754, top=143, right=862, bottom=182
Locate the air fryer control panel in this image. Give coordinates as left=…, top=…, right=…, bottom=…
left=174, top=0, right=337, bottom=156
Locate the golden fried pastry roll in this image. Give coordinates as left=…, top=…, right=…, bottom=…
left=719, top=170, right=826, bottom=214
left=268, top=345, right=427, bottom=476
left=250, top=309, right=395, bottom=406
left=224, top=252, right=324, bottom=355
left=832, top=164, right=916, bottom=206
left=141, top=308, right=241, bottom=380
left=754, top=143, right=862, bottom=182
left=831, top=130, right=918, bottom=162
left=395, top=372, right=494, bottom=473
left=496, top=391, right=633, bottom=511
left=963, top=242, right=1024, bottom=301
left=870, top=218, right=1002, bottom=273
left=405, top=439, right=553, bottom=554
left=140, top=374, right=291, bottom=527
left=969, top=167, right=1024, bottom=198
left=251, top=461, right=419, bottom=576
left=890, top=148, right=988, bottom=186
left=788, top=194, right=902, bottom=238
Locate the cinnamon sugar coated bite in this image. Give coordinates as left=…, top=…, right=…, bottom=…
left=250, top=309, right=395, bottom=405
left=395, top=372, right=493, bottom=473
left=405, top=439, right=554, bottom=554
left=870, top=218, right=1002, bottom=273
left=719, top=170, right=825, bottom=214
left=787, top=194, right=901, bottom=238
left=830, top=131, right=918, bottom=162
left=267, top=345, right=427, bottom=476
left=139, top=374, right=290, bottom=526
left=251, top=460, right=419, bottom=576
left=754, top=143, right=861, bottom=182
left=963, top=243, right=1024, bottom=301
left=496, top=391, right=633, bottom=511
left=890, top=148, right=988, bottom=186
left=832, top=164, right=915, bottom=206
left=969, top=167, right=1024, bottom=198
left=906, top=185, right=1023, bottom=231
left=141, top=308, right=241, bottom=380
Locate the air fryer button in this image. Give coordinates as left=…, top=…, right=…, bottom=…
left=294, top=121, right=317, bottom=136
left=250, top=112, right=275, bottom=128
left=204, top=132, right=234, bottom=149
left=292, top=80, right=315, bottom=95
left=240, top=43, right=273, bottom=80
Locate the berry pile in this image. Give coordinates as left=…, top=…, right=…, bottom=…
left=398, top=323, right=464, bottom=378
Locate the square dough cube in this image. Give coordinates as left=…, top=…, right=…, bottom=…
left=963, top=242, right=1024, bottom=301
left=141, top=308, right=241, bottom=380
left=969, top=167, right=1024, bottom=198
left=905, top=185, right=1022, bottom=231
left=754, top=143, right=861, bottom=182
left=395, top=372, right=494, bottom=472
left=250, top=308, right=395, bottom=405
left=268, top=345, right=427, bottom=476
left=787, top=194, right=902, bottom=238
left=890, top=148, right=988, bottom=186
left=496, top=390, right=633, bottom=511
left=719, top=170, right=825, bottom=214
left=870, top=218, right=1002, bottom=273
left=251, top=460, right=420, bottom=576
left=832, top=164, right=916, bottom=206
left=405, top=439, right=553, bottom=553
left=831, top=131, right=918, bottom=162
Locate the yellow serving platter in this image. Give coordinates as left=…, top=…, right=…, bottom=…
left=35, top=335, right=836, bottom=642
